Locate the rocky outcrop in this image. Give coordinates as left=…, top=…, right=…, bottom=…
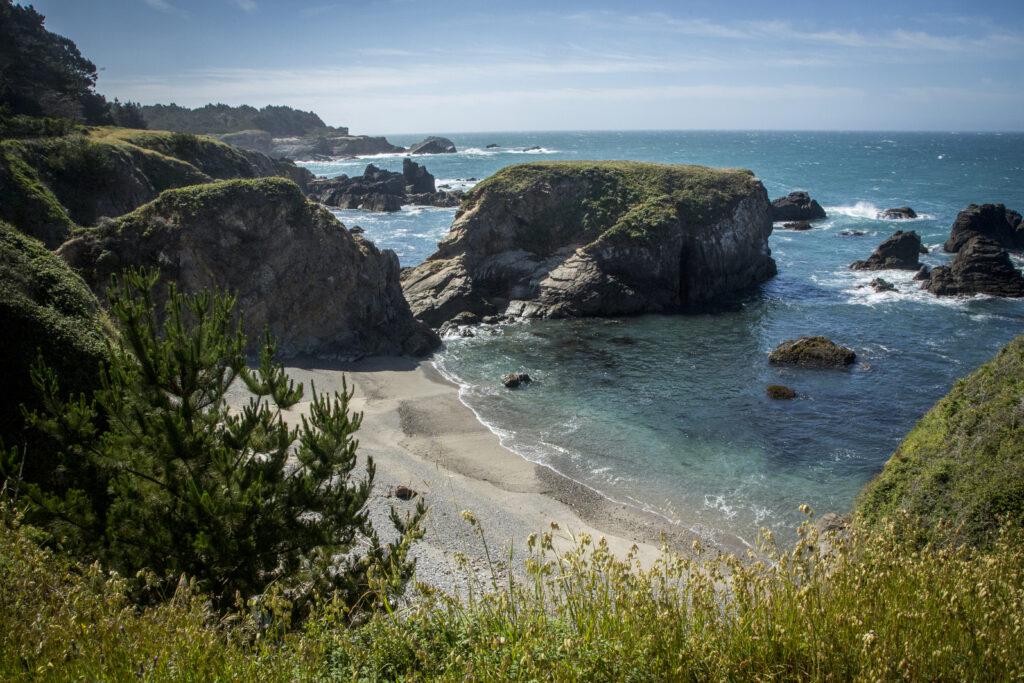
left=943, top=203, right=1024, bottom=253
left=408, top=136, right=457, bottom=155
left=921, top=236, right=1024, bottom=298
left=306, top=160, right=462, bottom=212
left=850, top=230, right=923, bottom=270
left=768, top=337, right=856, bottom=368
left=401, top=161, right=777, bottom=327
left=879, top=206, right=917, bottom=219
left=0, top=128, right=314, bottom=248
left=781, top=221, right=813, bottom=231
left=770, top=191, right=826, bottom=222
left=266, top=134, right=405, bottom=160
left=869, top=278, right=896, bottom=292
left=766, top=385, right=796, bottom=399
left=57, top=178, right=439, bottom=359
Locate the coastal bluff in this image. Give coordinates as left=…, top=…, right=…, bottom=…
left=401, top=161, right=776, bottom=326
left=58, top=177, right=439, bottom=359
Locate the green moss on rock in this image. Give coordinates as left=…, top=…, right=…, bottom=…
left=768, top=336, right=856, bottom=369
left=856, top=335, right=1024, bottom=547
left=464, top=161, right=760, bottom=251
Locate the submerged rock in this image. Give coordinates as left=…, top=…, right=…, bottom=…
left=402, top=161, right=777, bottom=327
left=58, top=177, right=439, bottom=359
left=768, top=336, right=856, bottom=369
left=770, top=191, right=826, bottom=222
left=766, top=385, right=797, bottom=400
left=923, top=235, right=1024, bottom=298
left=944, top=203, right=1024, bottom=253
left=869, top=278, right=896, bottom=292
left=850, top=230, right=922, bottom=271
left=782, top=221, right=813, bottom=231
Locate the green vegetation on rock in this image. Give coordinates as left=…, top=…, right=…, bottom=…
left=466, top=161, right=760, bottom=250
left=0, top=220, right=111, bottom=480
left=139, top=102, right=341, bottom=137
left=857, top=334, right=1024, bottom=547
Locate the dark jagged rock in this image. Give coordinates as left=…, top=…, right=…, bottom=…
left=408, top=136, right=457, bottom=155
left=501, top=373, right=532, bottom=388
left=869, top=278, right=896, bottom=292
left=841, top=231, right=866, bottom=236
left=879, top=206, right=917, bottom=220
left=782, top=221, right=813, bottom=230
left=923, top=236, right=1024, bottom=298
left=523, top=146, right=542, bottom=152
left=401, top=161, right=777, bottom=327
left=307, top=161, right=461, bottom=212
left=768, top=336, right=856, bottom=369
left=944, top=203, right=1024, bottom=253
left=850, top=230, right=922, bottom=270
left=58, top=178, right=440, bottom=359
left=770, top=191, right=826, bottom=222
left=403, top=157, right=436, bottom=193
left=913, top=265, right=930, bottom=281
left=486, top=144, right=500, bottom=149
left=766, top=385, right=797, bottom=399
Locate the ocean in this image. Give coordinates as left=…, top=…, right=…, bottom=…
left=298, top=131, right=1024, bottom=547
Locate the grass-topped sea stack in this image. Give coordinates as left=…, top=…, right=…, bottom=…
left=401, top=161, right=777, bottom=326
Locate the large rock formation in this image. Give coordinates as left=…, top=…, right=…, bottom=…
left=58, top=178, right=439, bottom=358
left=770, top=191, right=826, bottom=222
left=0, top=128, right=314, bottom=248
left=401, top=161, right=777, bottom=327
left=306, top=160, right=462, bottom=212
left=849, top=230, right=923, bottom=270
left=922, top=236, right=1024, bottom=298
left=943, top=203, right=1024, bottom=253
left=407, top=136, right=457, bottom=155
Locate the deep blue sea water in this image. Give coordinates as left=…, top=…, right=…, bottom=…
left=299, top=131, right=1024, bottom=546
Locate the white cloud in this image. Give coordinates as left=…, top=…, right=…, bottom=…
left=228, top=0, right=257, bottom=12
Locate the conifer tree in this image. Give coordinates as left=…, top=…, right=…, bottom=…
left=16, top=268, right=424, bottom=614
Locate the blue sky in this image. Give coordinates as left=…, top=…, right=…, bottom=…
left=27, top=0, right=1024, bottom=134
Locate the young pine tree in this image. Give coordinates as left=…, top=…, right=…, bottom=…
left=18, top=268, right=424, bottom=614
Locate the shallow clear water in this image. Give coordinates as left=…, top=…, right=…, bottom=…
left=299, top=131, right=1024, bottom=545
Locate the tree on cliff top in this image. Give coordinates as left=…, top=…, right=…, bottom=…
left=0, top=1, right=108, bottom=123
left=9, top=269, right=424, bottom=615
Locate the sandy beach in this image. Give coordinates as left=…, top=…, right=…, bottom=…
left=230, top=355, right=716, bottom=596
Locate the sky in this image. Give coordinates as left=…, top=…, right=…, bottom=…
left=25, top=0, right=1024, bottom=134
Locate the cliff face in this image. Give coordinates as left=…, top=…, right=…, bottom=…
left=401, top=161, right=776, bottom=326
left=856, top=334, right=1024, bottom=548
left=58, top=178, right=438, bottom=359
left=0, top=128, right=314, bottom=248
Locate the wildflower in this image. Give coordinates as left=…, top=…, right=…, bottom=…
left=460, top=510, right=477, bottom=526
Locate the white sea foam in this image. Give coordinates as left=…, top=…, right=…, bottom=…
left=826, top=202, right=933, bottom=221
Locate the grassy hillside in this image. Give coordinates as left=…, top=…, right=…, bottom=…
left=0, top=127, right=312, bottom=248
left=857, top=334, right=1024, bottom=547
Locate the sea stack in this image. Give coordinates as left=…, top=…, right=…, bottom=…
left=401, top=161, right=777, bottom=326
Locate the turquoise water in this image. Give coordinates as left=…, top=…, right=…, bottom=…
left=299, top=131, right=1024, bottom=546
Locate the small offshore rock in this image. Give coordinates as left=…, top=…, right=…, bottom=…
left=408, top=136, right=457, bottom=155
left=768, top=336, right=856, bottom=369
left=349, top=225, right=365, bottom=234
left=395, top=485, right=418, bottom=500
left=523, top=146, right=542, bottom=152
left=869, top=278, right=896, bottom=292
left=850, top=230, right=922, bottom=270
left=766, top=384, right=797, bottom=400
left=481, top=315, right=504, bottom=324
left=913, top=265, right=930, bottom=281
left=782, top=221, right=813, bottom=230
left=770, top=191, right=826, bottom=222
left=486, top=144, right=500, bottom=148
left=840, top=230, right=866, bottom=236
left=501, top=373, right=532, bottom=388
left=879, top=206, right=917, bottom=220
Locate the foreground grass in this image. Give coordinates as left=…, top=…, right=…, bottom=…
left=3, top=510, right=1024, bottom=681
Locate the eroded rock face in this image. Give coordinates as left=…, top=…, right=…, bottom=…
left=923, top=236, right=1024, bottom=298
left=768, top=336, right=856, bottom=368
left=58, top=178, right=439, bottom=359
left=770, top=191, right=826, bottom=222
left=944, top=203, right=1024, bottom=253
left=401, top=161, right=777, bottom=327
left=850, top=230, right=922, bottom=271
